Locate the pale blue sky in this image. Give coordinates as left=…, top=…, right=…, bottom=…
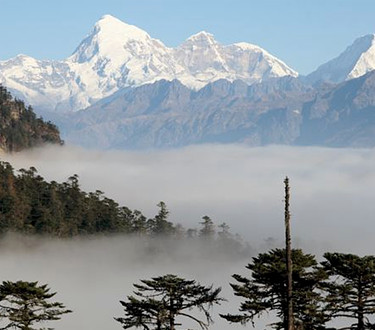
left=1, top=0, right=375, bottom=74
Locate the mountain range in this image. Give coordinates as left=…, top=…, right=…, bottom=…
left=51, top=71, right=375, bottom=149
left=2, top=15, right=375, bottom=149
left=0, top=15, right=296, bottom=114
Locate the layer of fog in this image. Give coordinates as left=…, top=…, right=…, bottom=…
left=0, top=234, right=249, bottom=330
left=4, top=144, right=375, bottom=253
left=2, top=144, right=375, bottom=329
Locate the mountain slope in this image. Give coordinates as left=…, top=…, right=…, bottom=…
left=52, top=77, right=312, bottom=149
left=0, top=15, right=297, bottom=114
left=306, top=34, right=375, bottom=85
left=297, top=70, right=375, bottom=147
left=0, top=85, right=63, bottom=152
left=49, top=71, right=375, bottom=149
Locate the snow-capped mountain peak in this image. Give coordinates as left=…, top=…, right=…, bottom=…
left=0, top=15, right=297, bottom=113
left=186, top=31, right=216, bottom=43
left=70, top=14, right=152, bottom=63
left=307, top=34, right=375, bottom=84
left=94, top=14, right=151, bottom=42
left=232, top=42, right=263, bottom=51
left=348, top=34, right=375, bottom=79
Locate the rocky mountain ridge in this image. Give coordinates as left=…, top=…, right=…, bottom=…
left=2, top=16, right=375, bottom=149
left=49, top=71, right=375, bottom=149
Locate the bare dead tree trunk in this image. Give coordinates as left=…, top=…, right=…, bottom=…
left=284, top=177, right=294, bottom=330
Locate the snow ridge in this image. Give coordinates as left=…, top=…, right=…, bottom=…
left=307, top=34, right=375, bottom=84
left=0, top=14, right=297, bottom=113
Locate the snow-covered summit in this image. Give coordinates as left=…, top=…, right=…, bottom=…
left=95, top=14, right=148, bottom=37
left=232, top=42, right=264, bottom=51
left=307, top=34, right=375, bottom=84
left=0, top=15, right=297, bottom=113
left=70, top=14, right=152, bottom=63
left=186, top=31, right=215, bottom=42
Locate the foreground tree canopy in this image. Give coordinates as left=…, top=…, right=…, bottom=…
left=322, top=252, right=375, bottom=330
left=115, top=274, right=223, bottom=330
left=221, top=248, right=328, bottom=329
left=0, top=281, right=71, bottom=330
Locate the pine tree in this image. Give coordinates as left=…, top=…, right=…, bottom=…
left=148, top=202, right=175, bottom=236
left=321, top=252, right=375, bottom=330
left=0, top=281, right=71, bottom=330
left=284, top=177, right=293, bottom=330
left=115, top=274, right=223, bottom=330
left=221, top=248, right=328, bottom=329
left=199, top=216, right=215, bottom=239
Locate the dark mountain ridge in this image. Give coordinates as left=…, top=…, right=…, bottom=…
left=52, top=77, right=314, bottom=149
left=297, top=71, right=375, bottom=147
left=47, top=72, right=375, bottom=149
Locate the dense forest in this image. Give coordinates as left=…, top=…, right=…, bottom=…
left=0, top=161, right=248, bottom=255
left=0, top=85, right=62, bottom=152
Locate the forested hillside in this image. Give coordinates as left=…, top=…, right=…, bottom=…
left=0, top=161, right=248, bottom=257
left=0, top=85, right=62, bottom=152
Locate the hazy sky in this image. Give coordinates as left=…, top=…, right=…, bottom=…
left=1, top=0, right=375, bottom=74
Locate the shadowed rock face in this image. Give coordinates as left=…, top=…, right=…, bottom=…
left=296, top=71, right=375, bottom=147
left=47, top=77, right=311, bottom=149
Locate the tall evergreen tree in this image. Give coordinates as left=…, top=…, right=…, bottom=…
left=221, top=248, right=328, bottom=329
left=284, top=177, right=293, bottom=330
left=115, top=274, right=223, bottom=330
left=321, top=252, right=375, bottom=330
left=0, top=281, right=71, bottom=330
left=199, top=216, right=215, bottom=239
left=148, top=202, right=175, bottom=236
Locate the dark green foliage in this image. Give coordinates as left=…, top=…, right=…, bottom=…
left=0, top=161, right=249, bottom=262
left=321, top=252, right=375, bottom=330
left=147, top=202, right=175, bottom=236
left=0, top=161, right=140, bottom=236
left=0, top=281, right=71, bottom=330
left=0, top=85, right=63, bottom=152
left=199, top=216, right=215, bottom=239
left=115, top=274, right=223, bottom=330
left=221, top=248, right=328, bottom=329
left=215, top=222, right=247, bottom=258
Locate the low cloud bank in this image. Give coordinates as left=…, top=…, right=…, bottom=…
left=2, top=144, right=375, bottom=329
left=4, top=144, right=375, bottom=253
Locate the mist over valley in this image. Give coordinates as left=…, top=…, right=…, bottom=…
left=0, top=144, right=374, bottom=329
left=2, top=4, right=375, bottom=329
